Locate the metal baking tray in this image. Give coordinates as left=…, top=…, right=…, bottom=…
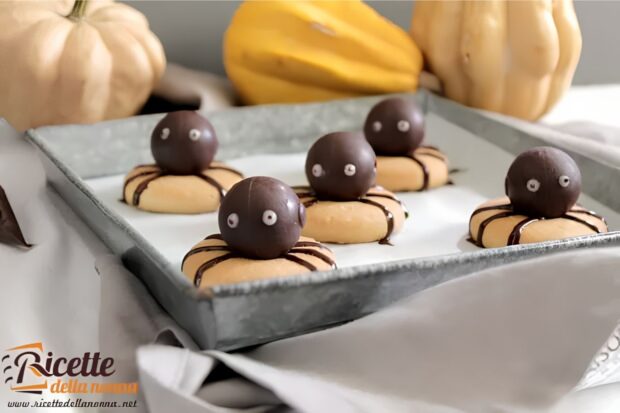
left=27, top=91, right=620, bottom=350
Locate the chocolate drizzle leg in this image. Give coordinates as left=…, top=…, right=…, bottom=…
left=0, top=186, right=31, bottom=248
left=182, top=244, right=230, bottom=268
left=282, top=254, right=317, bottom=271
left=124, top=164, right=241, bottom=207
left=408, top=155, right=429, bottom=191
left=357, top=198, right=395, bottom=245
left=366, top=192, right=410, bottom=219
left=132, top=173, right=165, bottom=206
left=196, top=173, right=226, bottom=199
left=507, top=217, right=539, bottom=245
left=294, top=186, right=402, bottom=244
left=470, top=203, right=607, bottom=248
left=569, top=208, right=608, bottom=226
left=562, top=214, right=601, bottom=233
left=416, top=146, right=447, bottom=162
left=122, top=167, right=159, bottom=203
left=289, top=247, right=337, bottom=269
left=187, top=237, right=335, bottom=287
left=475, top=211, right=515, bottom=247
left=194, top=252, right=239, bottom=287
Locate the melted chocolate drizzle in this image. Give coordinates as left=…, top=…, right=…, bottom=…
left=187, top=238, right=335, bottom=287
left=416, top=146, right=447, bottom=162
left=294, top=186, right=404, bottom=244
left=194, top=252, right=240, bottom=287
left=507, top=217, right=538, bottom=245
left=357, top=198, right=395, bottom=245
left=196, top=173, right=226, bottom=199
left=282, top=253, right=317, bottom=271
left=132, top=172, right=165, bottom=206
left=123, top=164, right=242, bottom=206
left=403, top=146, right=455, bottom=191
left=407, top=155, right=430, bottom=191
left=0, top=186, right=32, bottom=248
left=470, top=203, right=605, bottom=247
left=122, top=168, right=159, bottom=203
left=288, top=247, right=336, bottom=268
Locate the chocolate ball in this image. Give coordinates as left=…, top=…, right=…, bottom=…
left=505, top=147, right=582, bottom=218
left=305, top=132, right=376, bottom=201
left=363, top=97, right=425, bottom=155
left=151, top=111, right=218, bottom=175
left=219, top=177, right=305, bottom=259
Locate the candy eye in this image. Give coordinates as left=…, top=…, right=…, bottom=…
left=160, top=128, right=170, bottom=140
left=227, top=213, right=239, bottom=229
left=372, top=121, right=382, bottom=132
left=188, top=129, right=201, bottom=141
left=397, top=120, right=410, bottom=132
left=558, top=175, right=570, bottom=188
left=526, top=179, right=541, bottom=192
left=312, top=163, right=323, bottom=178
left=262, top=210, right=278, bottom=226
left=344, top=163, right=356, bottom=176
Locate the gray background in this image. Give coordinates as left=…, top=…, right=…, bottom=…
left=127, top=1, right=620, bottom=85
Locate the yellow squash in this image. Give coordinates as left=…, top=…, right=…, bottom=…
left=411, top=0, right=582, bottom=120
left=0, top=0, right=166, bottom=130
left=224, top=0, right=423, bottom=105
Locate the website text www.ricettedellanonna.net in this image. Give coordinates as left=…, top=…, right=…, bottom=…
left=7, top=397, right=138, bottom=409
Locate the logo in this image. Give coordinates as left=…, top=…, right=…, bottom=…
left=2, top=342, right=137, bottom=396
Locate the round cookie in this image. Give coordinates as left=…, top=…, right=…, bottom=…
left=295, top=186, right=408, bottom=244
left=182, top=235, right=336, bottom=289
left=376, top=146, right=449, bottom=192
left=469, top=197, right=608, bottom=248
left=122, top=162, right=242, bottom=214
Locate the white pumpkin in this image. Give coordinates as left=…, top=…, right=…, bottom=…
left=0, top=0, right=166, bottom=130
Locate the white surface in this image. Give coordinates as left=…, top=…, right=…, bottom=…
left=542, top=84, right=620, bottom=128
left=85, top=113, right=620, bottom=269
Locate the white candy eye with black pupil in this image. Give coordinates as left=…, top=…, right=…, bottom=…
left=312, top=164, right=323, bottom=178
left=558, top=175, right=570, bottom=187
left=227, top=213, right=239, bottom=229
left=161, top=128, right=170, bottom=140
left=397, top=120, right=410, bottom=132
left=188, top=129, right=201, bottom=141
left=344, top=163, right=356, bottom=176
left=526, top=179, right=541, bottom=192
left=372, top=121, right=382, bottom=132
left=262, top=210, right=278, bottom=226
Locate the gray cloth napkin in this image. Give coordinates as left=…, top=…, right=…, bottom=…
left=97, top=247, right=620, bottom=413
left=0, top=119, right=108, bottom=352
left=0, top=120, right=110, bottom=405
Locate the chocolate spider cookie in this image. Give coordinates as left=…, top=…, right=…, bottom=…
left=469, top=147, right=608, bottom=248
left=295, top=131, right=408, bottom=244
left=122, top=111, right=243, bottom=214
left=364, top=97, right=450, bottom=192
left=182, top=177, right=336, bottom=288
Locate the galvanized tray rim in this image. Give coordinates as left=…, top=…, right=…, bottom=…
left=27, top=125, right=620, bottom=299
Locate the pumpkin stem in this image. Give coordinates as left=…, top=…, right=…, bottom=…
left=67, top=0, right=88, bottom=20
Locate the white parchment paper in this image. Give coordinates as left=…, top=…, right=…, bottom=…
left=85, top=114, right=620, bottom=268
